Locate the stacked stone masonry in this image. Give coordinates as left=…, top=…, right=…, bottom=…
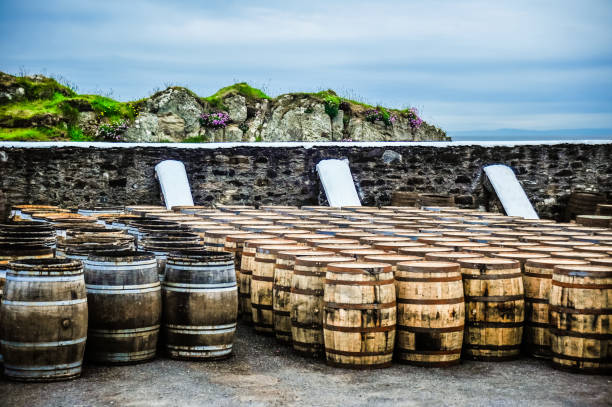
left=0, top=143, right=610, bottom=221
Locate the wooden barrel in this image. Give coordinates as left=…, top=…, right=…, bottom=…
left=576, top=215, right=612, bottom=228
left=273, top=249, right=333, bottom=344
left=203, top=229, right=237, bottom=251
left=523, top=258, right=589, bottom=359
left=395, top=261, right=465, bottom=366
left=391, top=191, right=419, bottom=207
left=252, top=244, right=300, bottom=335
left=398, top=246, right=453, bottom=258
left=1, top=259, right=87, bottom=381
left=372, top=241, right=426, bottom=253
left=425, top=251, right=483, bottom=262
left=418, top=194, right=455, bottom=207
left=323, top=262, right=396, bottom=369
left=550, top=251, right=611, bottom=262
left=163, top=251, right=238, bottom=360
left=459, top=257, right=524, bottom=361
left=290, top=256, right=353, bottom=357
left=549, top=264, right=612, bottom=374
left=83, top=251, right=161, bottom=364
left=362, top=254, right=422, bottom=274
left=339, top=248, right=388, bottom=261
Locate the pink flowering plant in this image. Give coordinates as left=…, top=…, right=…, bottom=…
left=97, top=120, right=128, bottom=141
left=364, top=107, right=397, bottom=126
left=200, top=112, right=231, bottom=129
left=404, top=107, right=423, bottom=130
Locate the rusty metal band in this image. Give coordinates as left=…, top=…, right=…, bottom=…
left=324, top=348, right=393, bottom=357
left=255, top=258, right=277, bottom=264
left=523, top=271, right=552, bottom=279
left=291, top=321, right=322, bottom=330
left=242, top=252, right=254, bottom=257
left=467, top=321, right=524, bottom=328
left=549, top=305, right=612, bottom=315
left=550, top=328, right=611, bottom=340
left=462, top=273, right=522, bottom=280
left=465, top=295, right=524, bottom=302
left=239, top=293, right=250, bottom=298
left=324, top=301, right=396, bottom=310
left=551, top=352, right=612, bottom=363
left=273, top=310, right=291, bottom=316
left=552, top=280, right=612, bottom=289
left=291, top=287, right=323, bottom=296
left=397, top=297, right=464, bottom=305
left=293, top=270, right=325, bottom=277
left=525, top=321, right=551, bottom=328
left=323, top=324, right=395, bottom=333
left=397, top=324, right=464, bottom=333
left=239, top=270, right=252, bottom=275
left=324, top=278, right=395, bottom=286
left=553, top=269, right=612, bottom=278
left=273, top=285, right=291, bottom=293
left=251, top=303, right=273, bottom=310
left=395, top=276, right=463, bottom=283
left=251, top=275, right=274, bottom=282
left=525, top=297, right=548, bottom=304
left=274, top=266, right=294, bottom=272
left=464, top=344, right=521, bottom=350
left=397, top=348, right=462, bottom=355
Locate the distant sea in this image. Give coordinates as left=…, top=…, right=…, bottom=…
left=448, top=128, right=612, bottom=142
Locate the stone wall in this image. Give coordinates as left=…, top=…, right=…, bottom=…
left=0, top=142, right=610, bottom=221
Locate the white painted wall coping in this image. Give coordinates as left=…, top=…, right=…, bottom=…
left=0, top=140, right=610, bottom=149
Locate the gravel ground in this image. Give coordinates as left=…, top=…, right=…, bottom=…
left=1, top=322, right=610, bottom=407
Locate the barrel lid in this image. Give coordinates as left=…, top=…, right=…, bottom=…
left=373, top=242, right=427, bottom=250
left=550, top=251, right=610, bottom=260
left=397, top=261, right=460, bottom=273
left=229, top=220, right=273, bottom=226
left=360, top=236, right=413, bottom=243
left=327, top=262, right=392, bottom=274
left=589, top=258, right=612, bottom=267
left=225, top=233, right=274, bottom=243
left=398, top=246, right=453, bottom=255
left=470, top=236, right=518, bottom=244
left=425, top=252, right=484, bottom=261
left=9, top=257, right=82, bottom=271
left=363, top=254, right=423, bottom=264
left=167, top=250, right=232, bottom=262
left=244, top=238, right=296, bottom=248
left=204, top=229, right=239, bottom=238
left=491, top=241, right=538, bottom=248
left=310, top=238, right=359, bottom=245
left=522, top=245, right=573, bottom=253
left=257, top=244, right=301, bottom=254
left=417, top=237, right=467, bottom=244
left=554, top=264, right=612, bottom=277
left=466, top=246, right=518, bottom=255
left=491, top=252, right=551, bottom=262
left=339, top=248, right=388, bottom=257
left=525, top=257, right=589, bottom=268
left=458, top=257, right=520, bottom=269
left=276, top=249, right=334, bottom=260
left=87, top=250, right=156, bottom=262
left=578, top=245, right=612, bottom=253
left=294, top=256, right=354, bottom=267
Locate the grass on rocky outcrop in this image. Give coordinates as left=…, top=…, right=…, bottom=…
left=203, top=82, right=270, bottom=110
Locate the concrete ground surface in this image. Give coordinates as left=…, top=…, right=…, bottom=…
left=1, top=322, right=610, bottom=407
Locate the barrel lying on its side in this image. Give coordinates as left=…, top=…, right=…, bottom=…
left=163, top=251, right=238, bottom=360
left=84, top=251, right=161, bottom=364
left=0, top=259, right=88, bottom=381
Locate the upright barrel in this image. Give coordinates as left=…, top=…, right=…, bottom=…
left=323, top=262, right=397, bottom=369
left=549, top=264, right=612, bottom=374
left=395, top=261, right=465, bottom=366
left=83, top=251, right=162, bottom=364
left=290, top=256, right=353, bottom=357
left=459, top=257, right=524, bottom=361
left=163, top=251, right=238, bottom=360
left=522, top=258, right=588, bottom=358
left=0, top=259, right=87, bottom=381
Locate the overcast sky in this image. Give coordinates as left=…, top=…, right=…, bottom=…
left=1, top=0, right=611, bottom=133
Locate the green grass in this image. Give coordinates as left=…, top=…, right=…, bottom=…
left=67, top=126, right=93, bottom=141
left=203, top=82, right=269, bottom=110
left=0, top=127, right=59, bottom=141
left=182, top=135, right=210, bottom=143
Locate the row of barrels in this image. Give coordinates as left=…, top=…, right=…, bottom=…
left=0, top=250, right=237, bottom=382
left=5, top=203, right=612, bottom=376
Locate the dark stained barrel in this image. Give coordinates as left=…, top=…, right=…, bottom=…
left=83, top=251, right=161, bottom=364
left=163, top=251, right=238, bottom=360
left=0, top=259, right=87, bottom=381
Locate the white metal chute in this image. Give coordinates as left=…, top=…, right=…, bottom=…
left=316, top=159, right=361, bottom=207
left=483, top=164, right=539, bottom=219
left=154, top=160, right=194, bottom=210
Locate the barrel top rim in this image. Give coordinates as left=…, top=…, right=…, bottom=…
left=327, top=261, right=393, bottom=273
left=294, top=256, right=354, bottom=266
left=554, top=264, right=612, bottom=273
left=397, top=260, right=461, bottom=272
left=525, top=257, right=590, bottom=267
left=458, top=257, right=520, bottom=268
left=492, top=252, right=552, bottom=259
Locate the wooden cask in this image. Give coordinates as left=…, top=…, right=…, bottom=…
left=398, top=246, right=453, bottom=258
left=273, top=249, right=333, bottom=344
left=203, top=229, right=237, bottom=251
left=323, top=262, right=396, bottom=369
left=290, top=256, right=353, bottom=357
left=522, top=258, right=589, bottom=358
left=1, top=259, right=87, bottom=381
left=459, top=258, right=524, bottom=361
left=549, top=264, right=612, bottom=374
left=163, top=251, right=238, bottom=360
left=395, top=261, right=465, bottom=366
left=339, top=248, right=388, bottom=261
left=83, top=251, right=161, bottom=364
left=252, top=244, right=300, bottom=335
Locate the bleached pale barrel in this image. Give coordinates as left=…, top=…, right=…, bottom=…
left=163, top=251, right=238, bottom=360
left=0, top=259, right=87, bottom=381
left=83, top=251, right=161, bottom=364
left=323, top=262, right=396, bottom=369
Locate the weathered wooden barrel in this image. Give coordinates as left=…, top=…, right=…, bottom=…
left=273, top=249, right=334, bottom=344
left=464, top=246, right=518, bottom=257
left=362, top=254, right=422, bottom=274
left=372, top=241, right=427, bottom=253
left=398, top=246, right=453, bottom=258
left=339, top=248, right=388, bottom=261
left=163, top=251, right=238, bottom=360
left=290, top=256, right=353, bottom=357
left=395, top=261, right=465, bottom=366
left=252, top=244, right=300, bottom=335
left=590, top=257, right=612, bottom=267
left=83, top=251, right=161, bottom=364
left=550, top=250, right=610, bottom=262
left=200, top=229, right=235, bottom=251
left=323, top=262, right=396, bottom=369
left=522, top=258, right=589, bottom=359
left=1, top=258, right=87, bottom=381
left=549, top=264, right=612, bottom=374
left=315, top=244, right=372, bottom=254
left=138, top=241, right=204, bottom=282
left=459, top=257, right=524, bottom=361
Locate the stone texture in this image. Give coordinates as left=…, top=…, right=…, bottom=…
left=0, top=143, right=610, bottom=221
left=157, top=113, right=185, bottom=142
left=260, top=96, right=332, bottom=142
left=123, top=114, right=159, bottom=142
left=145, top=87, right=204, bottom=138
left=224, top=94, right=247, bottom=122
